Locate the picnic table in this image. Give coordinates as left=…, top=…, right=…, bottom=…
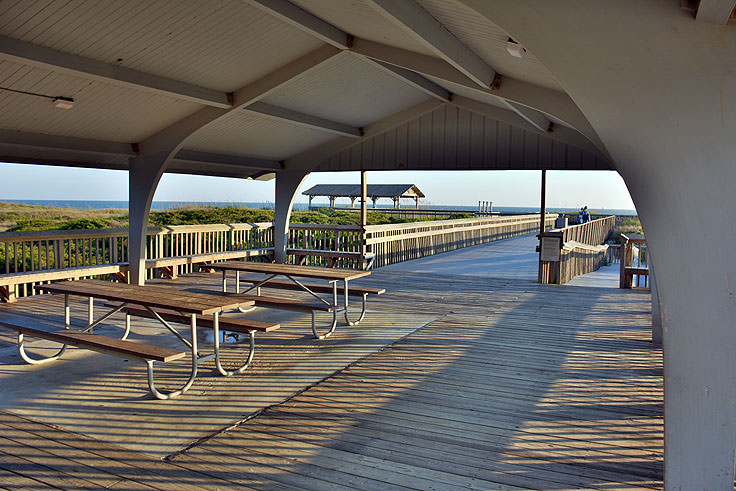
left=207, top=262, right=383, bottom=339
left=1, top=279, right=262, bottom=399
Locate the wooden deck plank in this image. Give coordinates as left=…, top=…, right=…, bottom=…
left=0, top=412, right=229, bottom=491
left=0, top=246, right=663, bottom=490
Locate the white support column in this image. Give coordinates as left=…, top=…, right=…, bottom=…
left=273, top=169, right=309, bottom=264
left=128, top=152, right=169, bottom=285
left=460, top=1, right=736, bottom=487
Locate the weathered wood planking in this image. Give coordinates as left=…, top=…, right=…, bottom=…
left=0, top=267, right=661, bottom=489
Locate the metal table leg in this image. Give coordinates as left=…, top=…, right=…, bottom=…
left=146, top=312, right=198, bottom=400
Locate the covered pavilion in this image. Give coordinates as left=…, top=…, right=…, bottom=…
left=302, top=183, right=425, bottom=208
left=0, top=1, right=735, bottom=487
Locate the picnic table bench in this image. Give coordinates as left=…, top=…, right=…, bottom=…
left=0, top=279, right=263, bottom=399
left=207, top=262, right=382, bottom=339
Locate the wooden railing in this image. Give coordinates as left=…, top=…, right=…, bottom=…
left=619, top=234, right=649, bottom=288
left=1, top=214, right=558, bottom=301
left=287, top=224, right=364, bottom=268
left=0, top=223, right=273, bottom=301
left=556, top=215, right=615, bottom=246
left=539, top=216, right=615, bottom=284
left=365, top=214, right=557, bottom=268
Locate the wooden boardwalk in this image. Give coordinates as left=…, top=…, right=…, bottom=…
left=0, top=241, right=661, bottom=489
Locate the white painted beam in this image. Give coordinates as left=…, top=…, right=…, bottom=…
left=0, top=35, right=231, bottom=108
left=230, top=45, right=339, bottom=107
left=127, top=45, right=340, bottom=284
left=350, top=37, right=608, bottom=157
left=366, top=0, right=495, bottom=87
left=503, top=100, right=551, bottom=133
left=450, top=95, right=536, bottom=131
left=167, top=162, right=275, bottom=180
left=139, top=45, right=340, bottom=154
left=368, top=60, right=451, bottom=101
left=696, top=0, right=736, bottom=24
left=0, top=129, right=135, bottom=156
left=245, top=101, right=362, bottom=137
left=245, top=0, right=605, bottom=157
left=243, top=0, right=350, bottom=48
left=174, top=149, right=282, bottom=170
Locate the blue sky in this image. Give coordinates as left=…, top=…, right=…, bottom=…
left=0, top=162, right=635, bottom=211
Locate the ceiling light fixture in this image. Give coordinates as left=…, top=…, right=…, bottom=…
left=52, top=96, right=74, bottom=110
left=0, top=86, right=75, bottom=109
left=506, top=38, right=526, bottom=58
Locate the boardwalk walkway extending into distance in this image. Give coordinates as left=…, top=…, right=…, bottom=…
left=0, top=233, right=661, bottom=489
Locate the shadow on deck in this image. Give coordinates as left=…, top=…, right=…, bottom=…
left=0, top=236, right=661, bottom=490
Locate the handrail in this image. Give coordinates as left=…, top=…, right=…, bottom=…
left=619, top=234, right=649, bottom=288
left=2, top=214, right=560, bottom=299
left=540, top=215, right=615, bottom=284
left=365, top=214, right=557, bottom=269
left=0, top=222, right=272, bottom=242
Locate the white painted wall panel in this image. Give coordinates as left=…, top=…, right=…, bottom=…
left=316, top=105, right=608, bottom=172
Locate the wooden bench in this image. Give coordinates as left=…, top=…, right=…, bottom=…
left=110, top=304, right=280, bottom=377
left=228, top=293, right=335, bottom=313
left=222, top=292, right=337, bottom=339
left=237, top=278, right=384, bottom=338
left=0, top=320, right=186, bottom=364
left=286, top=249, right=374, bottom=270
left=111, top=304, right=280, bottom=333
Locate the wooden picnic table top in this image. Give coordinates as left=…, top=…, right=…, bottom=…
left=36, top=279, right=253, bottom=315
left=208, top=261, right=371, bottom=281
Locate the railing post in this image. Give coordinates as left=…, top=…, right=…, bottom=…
left=619, top=235, right=630, bottom=288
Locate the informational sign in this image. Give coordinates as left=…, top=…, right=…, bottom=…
left=540, top=236, right=562, bottom=262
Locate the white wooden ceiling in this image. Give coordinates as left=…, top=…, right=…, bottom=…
left=0, top=0, right=620, bottom=180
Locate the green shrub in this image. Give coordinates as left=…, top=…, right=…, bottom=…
left=60, top=218, right=109, bottom=230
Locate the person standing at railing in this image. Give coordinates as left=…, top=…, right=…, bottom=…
left=582, top=206, right=591, bottom=223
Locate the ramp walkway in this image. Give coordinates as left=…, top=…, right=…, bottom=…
left=383, top=233, right=619, bottom=288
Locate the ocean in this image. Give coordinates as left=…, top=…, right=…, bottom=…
left=0, top=200, right=637, bottom=216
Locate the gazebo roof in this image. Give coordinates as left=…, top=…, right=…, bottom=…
left=302, top=184, right=424, bottom=199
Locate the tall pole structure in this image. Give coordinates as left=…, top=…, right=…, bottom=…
left=539, top=169, right=547, bottom=235
left=360, top=170, right=368, bottom=269
left=538, top=170, right=547, bottom=283
left=360, top=171, right=367, bottom=228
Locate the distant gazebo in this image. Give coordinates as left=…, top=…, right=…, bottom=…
left=302, top=184, right=425, bottom=209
